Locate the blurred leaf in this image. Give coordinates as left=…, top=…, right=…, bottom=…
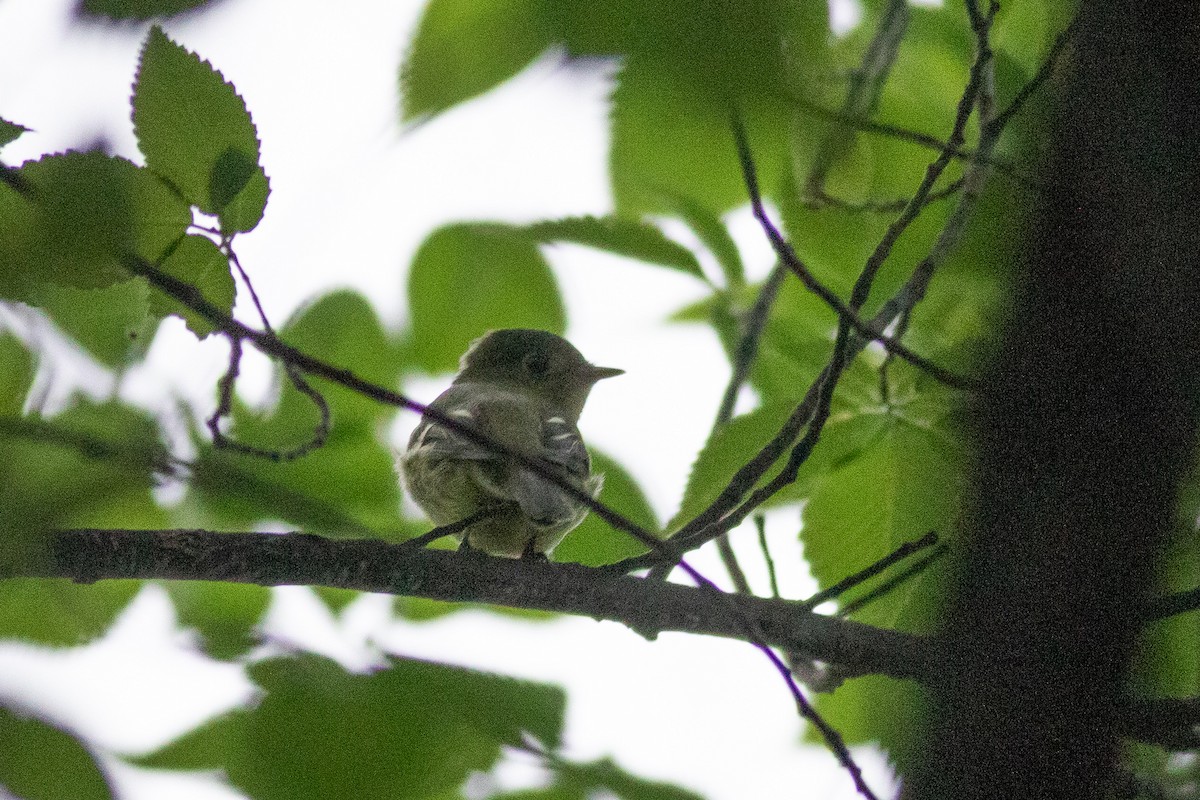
left=147, top=234, right=236, bottom=338
left=526, top=215, right=704, bottom=279
left=27, top=279, right=155, bottom=368
left=133, top=25, right=269, bottom=229
left=408, top=223, right=566, bottom=374
left=545, top=755, right=707, bottom=800
left=165, top=581, right=270, bottom=660
left=138, top=654, right=566, bottom=800
left=0, top=118, right=30, bottom=148
left=610, top=53, right=793, bottom=216
left=554, top=450, right=660, bottom=566
left=0, top=333, right=34, bottom=416
left=279, top=290, right=404, bottom=419
left=401, top=0, right=553, bottom=121
left=79, top=0, right=220, bottom=18
left=0, top=579, right=142, bottom=646
left=0, top=152, right=189, bottom=298
left=189, top=291, right=409, bottom=537
left=0, top=705, right=113, bottom=800
left=0, top=401, right=169, bottom=573
left=811, top=674, right=931, bottom=776
left=658, top=192, right=744, bottom=288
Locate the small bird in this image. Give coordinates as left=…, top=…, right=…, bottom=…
left=400, top=329, right=622, bottom=559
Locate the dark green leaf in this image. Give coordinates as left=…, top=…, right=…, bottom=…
left=0, top=579, right=142, bottom=646
left=0, top=334, right=34, bottom=416
left=526, top=215, right=704, bottom=279
left=408, top=223, right=566, bottom=374
left=554, top=450, right=661, bottom=566
left=0, top=152, right=189, bottom=297
left=0, top=118, right=30, bottom=148
left=166, top=582, right=270, bottom=660
left=138, top=654, right=566, bottom=800
left=27, top=279, right=154, bottom=367
left=401, top=0, right=553, bottom=120
left=133, top=25, right=269, bottom=228
left=0, top=705, right=113, bottom=800
left=147, top=234, right=235, bottom=338
left=79, top=0, right=219, bottom=19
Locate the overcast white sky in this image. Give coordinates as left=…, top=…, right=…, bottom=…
left=0, top=1, right=897, bottom=798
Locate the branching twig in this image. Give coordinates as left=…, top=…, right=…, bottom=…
left=204, top=244, right=331, bottom=462
left=732, top=116, right=979, bottom=393
left=838, top=543, right=948, bottom=618
left=802, top=531, right=939, bottom=610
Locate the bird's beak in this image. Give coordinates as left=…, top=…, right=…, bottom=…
left=586, top=364, right=624, bottom=382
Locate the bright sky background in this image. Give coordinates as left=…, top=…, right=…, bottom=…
left=0, top=0, right=898, bottom=798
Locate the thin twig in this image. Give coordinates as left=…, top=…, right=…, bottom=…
left=755, top=515, right=780, bottom=599
left=714, top=263, right=787, bottom=426
left=716, top=533, right=752, bottom=594
left=802, top=531, right=939, bottom=610
left=838, top=543, right=948, bottom=617
left=732, top=116, right=979, bottom=393
left=399, top=507, right=497, bottom=550
left=805, top=178, right=964, bottom=214
left=203, top=244, right=331, bottom=462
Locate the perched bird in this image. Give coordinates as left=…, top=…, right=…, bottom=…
left=400, top=329, right=622, bottom=559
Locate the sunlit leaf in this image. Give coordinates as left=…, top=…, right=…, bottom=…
left=401, top=0, right=553, bottom=120
left=133, top=25, right=269, bottom=230
left=408, top=223, right=566, bottom=374
left=527, top=215, right=704, bottom=279
left=146, top=234, right=236, bottom=338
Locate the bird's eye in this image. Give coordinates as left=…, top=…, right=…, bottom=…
left=523, top=351, right=550, bottom=378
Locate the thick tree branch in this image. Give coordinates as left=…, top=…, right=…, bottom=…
left=16, top=526, right=1194, bottom=749
left=39, top=527, right=927, bottom=681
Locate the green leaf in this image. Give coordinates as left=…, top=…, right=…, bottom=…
left=138, top=654, right=566, bottom=800
left=0, top=705, right=113, bottom=800
left=0, top=152, right=190, bottom=297
left=27, top=279, right=155, bottom=367
left=407, top=223, right=566, bottom=374
left=658, top=193, right=744, bottom=288
left=0, top=118, right=30, bottom=148
left=547, top=756, right=707, bottom=800
left=811, top=674, right=931, bottom=775
left=610, top=53, right=793, bottom=215
left=0, top=579, right=142, bottom=646
left=133, top=25, right=270, bottom=229
left=79, top=0, right=219, bottom=18
left=0, top=402, right=170, bottom=573
left=401, top=0, right=553, bottom=120
left=147, top=234, right=236, bottom=338
left=526, top=215, right=704, bottom=279
left=0, top=334, right=34, bottom=416
left=802, top=410, right=964, bottom=630
left=165, top=582, right=270, bottom=660
left=553, top=450, right=661, bottom=566
left=188, top=290, right=411, bottom=537
left=669, top=401, right=890, bottom=532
